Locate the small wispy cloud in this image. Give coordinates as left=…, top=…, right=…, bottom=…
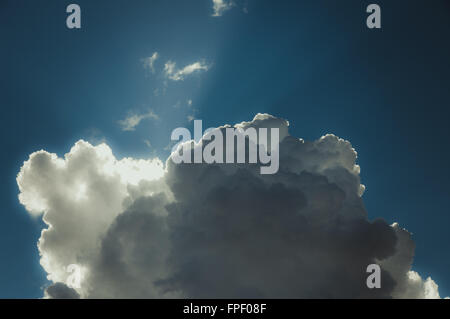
left=212, top=0, right=233, bottom=17
left=143, top=139, right=152, bottom=148
left=142, top=52, right=159, bottom=73
left=118, top=110, right=159, bottom=131
left=164, top=60, right=209, bottom=81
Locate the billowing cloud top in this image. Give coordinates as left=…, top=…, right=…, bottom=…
left=17, top=114, right=444, bottom=298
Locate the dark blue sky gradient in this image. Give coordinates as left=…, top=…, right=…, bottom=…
left=1, top=0, right=449, bottom=297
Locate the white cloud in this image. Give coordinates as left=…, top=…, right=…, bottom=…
left=17, top=141, right=165, bottom=297
left=164, top=60, right=209, bottom=81
left=212, top=0, right=233, bottom=17
left=17, top=114, right=446, bottom=298
left=118, top=110, right=159, bottom=131
left=141, top=52, right=159, bottom=73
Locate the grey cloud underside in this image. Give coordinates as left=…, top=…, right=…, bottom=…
left=45, top=283, right=80, bottom=299
left=163, top=168, right=396, bottom=298
left=17, top=114, right=443, bottom=298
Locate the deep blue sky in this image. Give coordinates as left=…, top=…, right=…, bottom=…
left=1, top=0, right=449, bottom=298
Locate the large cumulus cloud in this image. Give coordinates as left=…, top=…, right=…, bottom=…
left=17, top=114, right=445, bottom=298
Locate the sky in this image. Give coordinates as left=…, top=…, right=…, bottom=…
left=1, top=0, right=450, bottom=298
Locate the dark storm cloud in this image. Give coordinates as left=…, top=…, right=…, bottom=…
left=159, top=126, right=397, bottom=298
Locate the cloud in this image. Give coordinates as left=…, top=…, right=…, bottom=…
left=164, top=60, right=209, bottom=81
left=44, top=283, right=80, bottom=299
left=212, top=0, right=233, bottom=17
left=17, top=114, right=445, bottom=298
left=118, top=110, right=159, bottom=131
left=143, top=139, right=152, bottom=148
left=142, top=52, right=159, bottom=73
left=17, top=141, right=164, bottom=298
